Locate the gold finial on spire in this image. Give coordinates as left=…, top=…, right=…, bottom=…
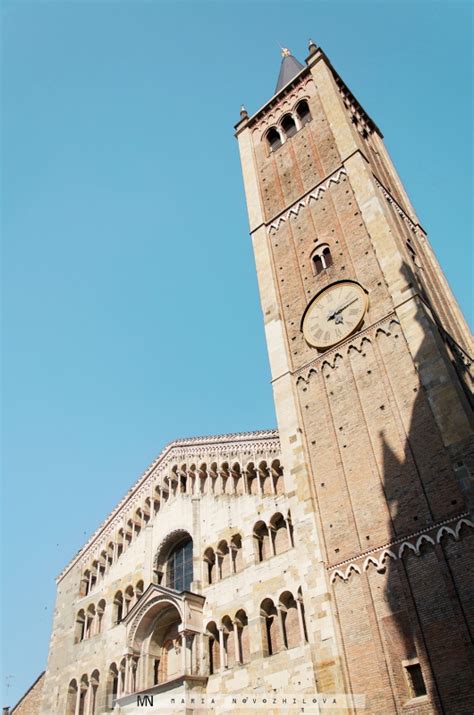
left=281, top=47, right=291, bottom=57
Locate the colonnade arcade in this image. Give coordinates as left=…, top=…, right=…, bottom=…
left=79, top=457, right=284, bottom=598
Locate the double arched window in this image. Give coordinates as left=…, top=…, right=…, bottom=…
left=254, top=511, right=294, bottom=562
left=312, top=245, right=333, bottom=275
left=261, top=588, right=308, bottom=657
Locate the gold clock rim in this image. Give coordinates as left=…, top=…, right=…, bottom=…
left=301, top=280, right=369, bottom=350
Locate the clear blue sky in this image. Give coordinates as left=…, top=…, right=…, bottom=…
left=1, top=0, right=472, bottom=705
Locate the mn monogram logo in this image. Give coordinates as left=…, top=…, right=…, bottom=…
left=137, top=694, right=154, bottom=707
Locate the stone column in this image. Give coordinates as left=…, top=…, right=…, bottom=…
left=233, top=622, right=241, bottom=664
left=277, top=606, right=286, bottom=651
left=296, top=598, right=306, bottom=644
left=270, top=469, right=276, bottom=495
left=218, top=628, right=225, bottom=671
left=124, top=656, right=131, bottom=694
left=83, top=685, right=91, bottom=715
left=74, top=688, right=81, bottom=715
left=269, top=528, right=276, bottom=557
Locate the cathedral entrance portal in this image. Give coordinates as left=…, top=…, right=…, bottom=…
left=146, top=603, right=182, bottom=686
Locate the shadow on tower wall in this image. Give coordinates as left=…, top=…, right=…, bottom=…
left=327, top=261, right=474, bottom=714
left=380, top=262, right=474, bottom=713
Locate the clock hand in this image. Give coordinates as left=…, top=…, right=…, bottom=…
left=327, top=297, right=359, bottom=321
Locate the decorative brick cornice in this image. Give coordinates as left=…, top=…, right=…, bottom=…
left=294, top=314, right=400, bottom=384
left=56, top=429, right=279, bottom=583
left=267, top=167, right=348, bottom=234
left=329, top=514, right=473, bottom=584
left=374, top=177, right=419, bottom=234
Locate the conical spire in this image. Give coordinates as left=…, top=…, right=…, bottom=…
left=275, top=48, right=304, bottom=94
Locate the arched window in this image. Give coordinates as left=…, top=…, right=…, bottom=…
left=106, top=664, right=118, bottom=710
left=217, top=540, right=230, bottom=579
left=261, top=598, right=281, bottom=657
left=279, top=591, right=300, bottom=649
left=85, top=604, right=96, bottom=639
left=204, top=547, right=216, bottom=585
left=258, top=461, right=272, bottom=495
left=90, top=562, right=98, bottom=590
left=209, top=462, right=219, bottom=494
left=113, top=591, right=123, bottom=624
left=78, top=675, right=88, bottom=715
left=220, top=462, right=231, bottom=495
left=80, top=571, right=90, bottom=597
left=179, top=464, right=187, bottom=494
left=232, top=463, right=244, bottom=495
left=296, top=99, right=311, bottom=125
left=312, top=245, right=333, bottom=275
left=270, top=513, right=290, bottom=555
left=322, top=246, right=333, bottom=268
left=235, top=609, right=250, bottom=663
left=75, top=610, right=86, bottom=643
left=254, top=521, right=270, bottom=562
left=135, top=580, right=144, bottom=600
left=266, top=127, right=282, bottom=152
left=106, top=542, right=114, bottom=569
left=271, top=459, right=285, bottom=495
left=230, top=534, right=243, bottom=573
left=222, top=615, right=235, bottom=668
left=206, top=621, right=220, bottom=674
left=90, top=670, right=100, bottom=715
left=98, top=552, right=107, bottom=579
left=313, top=253, right=323, bottom=275
left=116, top=531, right=124, bottom=559
left=246, top=462, right=258, bottom=495
left=199, top=463, right=208, bottom=494
left=66, top=679, right=78, bottom=715
left=124, top=585, right=135, bottom=615
left=96, top=600, right=106, bottom=634
left=281, top=114, right=297, bottom=139
left=167, top=537, right=193, bottom=591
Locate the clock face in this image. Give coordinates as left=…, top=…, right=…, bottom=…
left=302, top=281, right=368, bottom=349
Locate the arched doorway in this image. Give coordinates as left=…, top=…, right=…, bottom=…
left=132, top=599, right=184, bottom=690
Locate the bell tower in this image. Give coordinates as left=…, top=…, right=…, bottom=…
left=236, top=42, right=474, bottom=713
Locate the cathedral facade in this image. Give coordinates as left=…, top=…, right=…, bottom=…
left=39, top=42, right=473, bottom=715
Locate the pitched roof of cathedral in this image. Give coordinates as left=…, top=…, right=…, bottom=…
left=275, top=48, right=305, bottom=93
